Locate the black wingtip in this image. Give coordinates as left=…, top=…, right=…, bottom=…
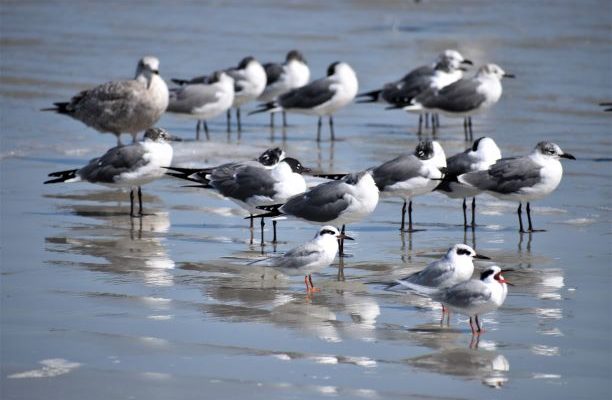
left=313, top=173, right=347, bottom=181
left=171, top=78, right=189, bottom=86
left=248, top=102, right=277, bottom=116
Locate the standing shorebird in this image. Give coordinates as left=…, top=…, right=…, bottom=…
left=458, top=141, right=575, bottom=232
left=43, top=56, right=169, bottom=145
left=250, top=61, right=358, bottom=141
left=44, top=127, right=177, bottom=217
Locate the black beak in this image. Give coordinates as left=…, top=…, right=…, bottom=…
left=167, top=134, right=183, bottom=142
left=301, top=166, right=312, bottom=173
left=503, top=73, right=516, bottom=78
left=461, top=59, right=474, bottom=65
left=560, top=153, right=576, bottom=160
left=459, top=66, right=469, bottom=72
left=474, top=254, right=491, bottom=260
left=152, top=70, right=160, bottom=75
left=338, top=233, right=354, bottom=241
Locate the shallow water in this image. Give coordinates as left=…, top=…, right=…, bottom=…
left=1, top=0, right=611, bottom=399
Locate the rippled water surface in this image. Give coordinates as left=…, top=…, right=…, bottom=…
left=1, top=1, right=611, bottom=399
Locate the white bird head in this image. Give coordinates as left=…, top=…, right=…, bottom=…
left=480, top=266, right=512, bottom=286
left=257, top=147, right=286, bottom=167
left=471, top=137, right=502, bottom=163
left=316, top=226, right=354, bottom=241
left=135, top=56, right=162, bottom=89
left=534, top=142, right=576, bottom=161
left=143, top=127, right=178, bottom=142
left=447, top=243, right=490, bottom=263
left=477, top=63, right=515, bottom=80
left=437, top=49, right=473, bottom=71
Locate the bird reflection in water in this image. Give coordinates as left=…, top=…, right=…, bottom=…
left=46, top=207, right=175, bottom=287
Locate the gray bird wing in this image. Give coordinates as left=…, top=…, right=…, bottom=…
left=383, top=65, right=435, bottom=105
left=461, top=156, right=542, bottom=194
left=438, top=280, right=492, bottom=309
left=418, top=78, right=485, bottom=112
left=281, top=180, right=349, bottom=222
left=445, top=150, right=474, bottom=177
left=264, top=62, right=284, bottom=86
left=272, top=242, right=325, bottom=270
left=372, top=154, right=424, bottom=191
left=78, top=144, right=146, bottom=184
left=69, top=80, right=148, bottom=129
left=185, top=75, right=210, bottom=84
left=210, top=164, right=277, bottom=202
left=278, top=77, right=335, bottom=109
left=404, top=259, right=455, bottom=287
left=167, top=84, right=222, bottom=113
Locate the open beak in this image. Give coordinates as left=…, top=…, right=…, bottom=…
left=474, top=254, right=491, bottom=260
left=498, top=277, right=513, bottom=286
left=503, top=73, right=516, bottom=78
left=498, top=269, right=514, bottom=286
left=560, top=153, right=576, bottom=160
left=337, top=233, right=354, bottom=241
left=461, top=59, right=473, bottom=65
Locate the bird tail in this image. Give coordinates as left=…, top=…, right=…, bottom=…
left=248, top=101, right=281, bottom=116
left=164, top=166, right=212, bottom=184
left=40, top=102, right=70, bottom=114
left=356, top=90, right=382, bottom=103
left=393, top=279, right=440, bottom=296
left=171, top=78, right=190, bottom=86
left=457, top=171, right=488, bottom=189
left=247, top=204, right=283, bottom=219
left=44, top=169, right=79, bottom=184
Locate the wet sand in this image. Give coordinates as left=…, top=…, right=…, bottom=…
left=1, top=0, right=611, bottom=399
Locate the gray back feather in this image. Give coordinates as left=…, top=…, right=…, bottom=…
left=78, top=144, right=146, bottom=183
left=210, top=164, right=277, bottom=202
left=461, top=156, right=542, bottom=194
left=418, top=78, right=485, bottom=112
left=167, top=84, right=221, bottom=113
left=438, top=280, right=492, bottom=308
left=279, top=78, right=334, bottom=109
left=372, top=154, right=424, bottom=191
left=281, top=180, right=349, bottom=222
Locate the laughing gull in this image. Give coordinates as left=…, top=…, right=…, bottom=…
left=372, top=140, right=446, bottom=232
left=359, top=50, right=472, bottom=132
left=250, top=226, right=352, bottom=293
left=167, top=71, right=235, bottom=140
left=458, top=141, right=575, bottom=232
left=436, top=137, right=502, bottom=228
left=402, top=64, right=515, bottom=140
left=42, top=56, right=169, bottom=145
left=390, top=244, right=490, bottom=321
left=397, top=266, right=511, bottom=335
left=172, top=57, right=267, bottom=132
left=254, top=171, right=379, bottom=255
left=165, top=147, right=286, bottom=185
left=250, top=61, right=359, bottom=141
left=44, top=127, right=177, bottom=217
left=167, top=154, right=310, bottom=244
left=258, top=50, right=310, bottom=127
